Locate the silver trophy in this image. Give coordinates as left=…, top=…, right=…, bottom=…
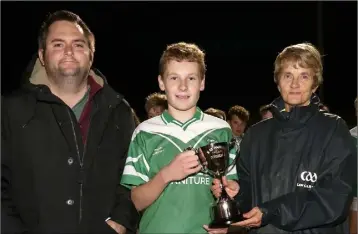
left=189, top=140, right=243, bottom=228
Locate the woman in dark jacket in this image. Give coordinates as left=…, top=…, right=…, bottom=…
left=206, top=42, right=356, bottom=234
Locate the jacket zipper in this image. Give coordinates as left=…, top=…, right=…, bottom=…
left=67, top=108, right=92, bottom=224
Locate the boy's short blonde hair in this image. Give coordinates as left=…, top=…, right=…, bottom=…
left=159, top=42, right=206, bottom=78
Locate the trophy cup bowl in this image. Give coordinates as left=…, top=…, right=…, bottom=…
left=194, top=141, right=243, bottom=228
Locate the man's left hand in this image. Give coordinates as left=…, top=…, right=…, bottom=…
left=232, top=207, right=263, bottom=228
left=106, top=220, right=126, bottom=234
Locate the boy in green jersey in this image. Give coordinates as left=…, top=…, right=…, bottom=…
left=120, top=42, right=239, bottom=233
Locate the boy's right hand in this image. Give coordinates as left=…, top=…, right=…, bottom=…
left=162, top=150, right=202, bottom=182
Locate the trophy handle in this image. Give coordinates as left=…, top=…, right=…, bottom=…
left=225, top=138, right=239, bottom=175
left=229, top=138, right=238, bottom=151
left=186, top=146, right=210, bottom=174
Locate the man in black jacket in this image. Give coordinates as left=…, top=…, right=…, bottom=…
left=2, top=10, right=138, bottom=234
left=206, top=43, right=356, bottom=234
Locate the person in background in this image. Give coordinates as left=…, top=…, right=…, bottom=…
left=227, top=105, right=249, bottom=154
left=259, top=104, right=273, bottom=120
left=204, top=107, right=227, bottom=120
left=227, top=105, right=249, bottom=138
left=145, top=92, right=167, bottom=119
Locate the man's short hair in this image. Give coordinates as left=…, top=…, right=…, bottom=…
left=145, top=92, right=167, bottom=113
left=38, top=10, right=95, bottom=54
left=227, top=105, right=250, bottom=123
left=159, top=42, right=206, bottom=78
left=204, top=108, right=226, bottom=120
left=274, top=42, right=323, bottom=88
left=259, top=104, right=272, bottom=116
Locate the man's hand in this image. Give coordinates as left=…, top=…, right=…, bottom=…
left=106, top=220, right=126, bottom=234
left=203, top=225, right=228, bottom=234
left=161, top=150, right=202, bottom=183
left=232, top=207, right=263, bottom=228
left=211, top=176, right=239, bottom=199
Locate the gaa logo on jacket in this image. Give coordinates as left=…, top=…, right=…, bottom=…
left=296, top=171, right=318, bottom=189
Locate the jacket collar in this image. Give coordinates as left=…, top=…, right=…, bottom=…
left=27, top=58, right=105, bottom=88
left=22, top=57, right=123, bottom=107
left=270, top=93, right=320, bottom=127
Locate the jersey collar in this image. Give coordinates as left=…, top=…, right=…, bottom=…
left=161, top=107, right=204, bottom=129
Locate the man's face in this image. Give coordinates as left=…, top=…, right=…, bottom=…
left=277, top=62, right=317, bottom=109
left=147, top=106, right=164, bottom=119
left=261, top=111, right=273, bottom=120
left=158, top=60, right=205, bottom=113
left=39, top=20, right=92, bottom=80
left=228, top=115, right=246, bottom=137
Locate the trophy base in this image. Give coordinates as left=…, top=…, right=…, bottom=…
left=209, top=197, right=244, bottom=229
left=208, top=214, right=243, bottom=229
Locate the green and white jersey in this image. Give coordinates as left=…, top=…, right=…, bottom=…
left=121, top=107, right=238, bottom=234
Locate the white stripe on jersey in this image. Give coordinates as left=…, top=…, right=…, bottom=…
left=126, top=154, right=150, bottom=172
left=131, top=114, right=231, bottom=144
left=192, top=128, right=217, bottom=148
left=226, top=164, right=237, bottom=176
left=150, top=132, right=183, bottom=152
left=123, top=165, right=149, bottom=182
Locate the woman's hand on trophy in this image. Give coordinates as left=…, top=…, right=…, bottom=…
left=162, top=150, right=202, bottom=182
left=203, top=225, right=228, bottom=234
left=211, top=176, right=240, bottom=199
left=231, top=207, right=263, bottom=228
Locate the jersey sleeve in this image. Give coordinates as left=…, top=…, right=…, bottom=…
left=120, top=130, right=150, bottom=189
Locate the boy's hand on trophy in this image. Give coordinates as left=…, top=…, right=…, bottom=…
left=211, top=178, right=223, bottom=198
left=162, top=150, right=202, bottom=182
left=211, top=176, right=240, bottom=199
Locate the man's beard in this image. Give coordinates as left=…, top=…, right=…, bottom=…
left=47, top=65, right=88, bottom=86
left=58, top=66, right=81, bottom=77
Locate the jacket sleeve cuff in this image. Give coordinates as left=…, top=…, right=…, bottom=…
left=258, top=204, right=274, bottom=226
left=110, top=202, right=139, bottom=233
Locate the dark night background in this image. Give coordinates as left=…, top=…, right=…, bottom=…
left=1, top=1, right=357, bottom=127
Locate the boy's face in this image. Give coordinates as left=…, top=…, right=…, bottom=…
left=277, top=62, right=317, bottom=109
left=158, top=60, right=205, bottom=114
left=228, top=115, right=246, bottom=137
